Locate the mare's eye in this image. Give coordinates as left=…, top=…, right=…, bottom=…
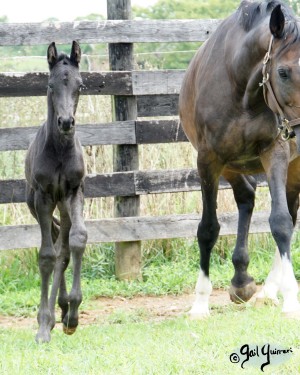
left=278, top=67, right=290, bottom=79
left=48, top=83, right=54, bottom=91
left=79, top=83, right=85, bottom=92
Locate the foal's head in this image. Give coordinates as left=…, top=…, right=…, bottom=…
left=47, top=41, right=83, bottom=136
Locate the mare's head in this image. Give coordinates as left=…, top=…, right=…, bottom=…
left=258, top=2, right=300, bottom=124
left=47, top=41, right=83, bottom=136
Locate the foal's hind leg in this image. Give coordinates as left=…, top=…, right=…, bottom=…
left=190, top=151, right=223, bottom=318
left=62, top=186, right=87, bottom=334
left=223, top=172, right=257, bottom=303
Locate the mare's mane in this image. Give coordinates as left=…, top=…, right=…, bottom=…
left=236, top=0, right=300, bottom=51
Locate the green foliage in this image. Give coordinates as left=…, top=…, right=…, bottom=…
left=133, top=0, right=240, bottom=69
left=133, top=0, right=240, bottom=20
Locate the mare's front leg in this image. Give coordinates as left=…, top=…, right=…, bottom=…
left=223, top=171, right=257, bottom=303
left=257, top=156, right=300, bottom=308
left=260, top=139, right=300, bottom=314
left=62, top=184, right=87, bottom=334
left=190, top=150, right=223, bottom=318
left=34, top=189, right=56, bottom=343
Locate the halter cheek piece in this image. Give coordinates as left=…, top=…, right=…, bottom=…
left=260, top=35, right=300, bottom=141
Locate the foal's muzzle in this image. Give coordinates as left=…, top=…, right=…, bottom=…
left=57, top=116, right=75, bottom=134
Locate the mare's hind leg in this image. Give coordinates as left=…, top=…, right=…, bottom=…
left=62, top=185, right=87, bottom=334
left=190, top=151, right=223, bottom=318
left=222, top=171, right=257, bottom=303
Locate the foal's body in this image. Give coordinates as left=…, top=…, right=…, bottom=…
left=179, top=1, right=300, bottom=316
left=25, top=41, right=87, bottom=343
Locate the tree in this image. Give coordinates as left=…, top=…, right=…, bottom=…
left=133, top=0, right=240, bottom=69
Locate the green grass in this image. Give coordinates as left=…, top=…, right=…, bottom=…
left=1, top=231, right=300, bottom=374
left=0, top=305, right=300, bottom=374
left=1, top=232, right=300, bottom=317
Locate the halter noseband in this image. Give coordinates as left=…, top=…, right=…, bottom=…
left=260, top=35, right=300, bottom=141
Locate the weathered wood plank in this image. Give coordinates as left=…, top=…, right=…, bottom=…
left=0, top=170, right=267, bottom=204
left=0, top=121, right=136, bottom=151
left=0, top=211, right=282, bottom=250
left=0, top=71, right=132, bottom=97
left=136, top=120, right=187, bottom=144
left=108, top=0, right=142, bottom=281
left=0, top=70, right=185, bottom=97
left=0, top=19, right=221, bottom=46
left=137, top=95, right=179, bottom=117
left=132, top=70, right=184, bottom=95
left=84, top=172, right=135, bottom=198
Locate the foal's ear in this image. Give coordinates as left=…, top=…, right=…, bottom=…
left=270, top=4, right=285, bottom=38
left=70, top=41, right=81, bottom=66
left=47, top=42, right=58, bottom=68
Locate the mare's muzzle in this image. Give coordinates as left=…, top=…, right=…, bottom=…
left=58, top=116, right=75, bottom=133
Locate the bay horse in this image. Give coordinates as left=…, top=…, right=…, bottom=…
left=25, top=41, right=87, bottom=342
left=179, top=0, right=300, bottom=317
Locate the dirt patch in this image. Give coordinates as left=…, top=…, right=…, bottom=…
left=0, top=289, right=232, bottom=329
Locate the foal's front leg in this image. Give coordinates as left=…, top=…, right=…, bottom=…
left=34, top=190, right=56, bottom=343
left=48, top=211, right=71, bottom=330
left=62, top=185, right=87, bottom=334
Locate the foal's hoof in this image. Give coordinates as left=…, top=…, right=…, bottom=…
left=35, top=331, right=51, bottom=344
left=229, top=281, right=257, bottom=304
left=63, top=325, right=77, bottom=335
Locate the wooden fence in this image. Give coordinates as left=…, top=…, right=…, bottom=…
left=0, top=0, right=289, bottom=278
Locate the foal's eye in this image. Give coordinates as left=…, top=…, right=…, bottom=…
left=48, top=83, right=54, bottom=91
left=278, top=67, right=290, bottom=80
left=79, top=83, right=85, bottom=92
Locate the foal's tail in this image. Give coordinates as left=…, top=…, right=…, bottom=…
left=51, top=216, right=60, bottom=243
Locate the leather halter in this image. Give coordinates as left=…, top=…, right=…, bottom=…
left=260, top=35, right=300, bottom=140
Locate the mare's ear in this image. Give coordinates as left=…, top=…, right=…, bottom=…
left=47, top=42, right=58, bottom=69
left=270, top=4, right=285, bottom=38
left=70, top=41, right=81, bottom=66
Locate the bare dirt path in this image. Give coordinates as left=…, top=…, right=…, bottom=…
left=0, top=289, right=231, bottom=329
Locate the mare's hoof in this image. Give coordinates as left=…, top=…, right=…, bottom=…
left=255, top=296, right=279, bottom=307
left=63, top=325, right=77, bottom=335
left=284, top=311, right=300, bottom=320
left=229, top=280, right=257, bottom=304
left=188, top=305, right=210, bottom=320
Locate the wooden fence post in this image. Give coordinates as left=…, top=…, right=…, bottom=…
left=107, top=0, right=142, bottom=280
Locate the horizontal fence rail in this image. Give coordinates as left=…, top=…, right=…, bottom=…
left=0, top=120, right=187, bottom=151
left=0, top=211, right=292, bottom=251
left=0, top=170, right=268, bottom=204
left=0, top=19, right=222, bottom=46
left=0, top=70, right=185, bottom=97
